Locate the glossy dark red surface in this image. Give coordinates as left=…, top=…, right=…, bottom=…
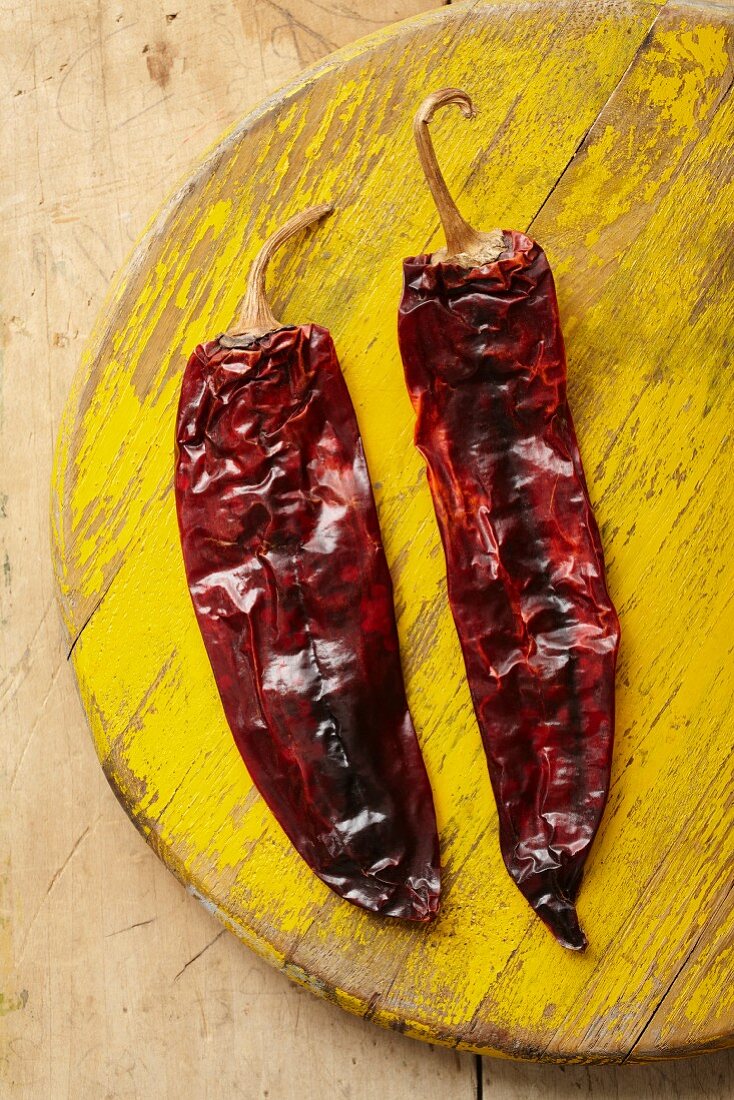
left=398, top=231, right=620, bottom=949
left=175, top=323, right=440, bottom=920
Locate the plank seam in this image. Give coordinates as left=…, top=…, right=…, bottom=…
left=66, top=564, right=123, bottom=658
left=526, top=9, right=662, bottom=232
left=529, top=6, right=733, bottom=235
left=623, top=880, right=734, bottom=1061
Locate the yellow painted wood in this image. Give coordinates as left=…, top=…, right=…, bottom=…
left=51, top=0, right=733, bottom=1063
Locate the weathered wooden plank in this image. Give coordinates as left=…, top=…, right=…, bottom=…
left=484, top=1047, right=734, bottom=1096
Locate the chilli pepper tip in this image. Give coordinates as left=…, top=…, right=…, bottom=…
left=373, top=881, right=440, bottom=923
left=538, top=899, right=588, bottom=953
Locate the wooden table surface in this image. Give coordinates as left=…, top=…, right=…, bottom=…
left=2, top=0, right=732, bottom=1095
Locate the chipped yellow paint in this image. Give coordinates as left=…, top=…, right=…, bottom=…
left=51, top=0, right=733, bottom=1063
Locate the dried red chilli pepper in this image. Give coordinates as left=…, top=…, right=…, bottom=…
left=175, top=205, right=440, bottom=920
left=397, top=91, right=620, bottom=949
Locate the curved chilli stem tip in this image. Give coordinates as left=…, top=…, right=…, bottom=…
left=412, top=88, right=503, bottom=266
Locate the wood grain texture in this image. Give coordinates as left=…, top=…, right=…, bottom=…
left=49, top=0, right=734, bottom=1065
left=5, top=0, right=733, bottom=1093
left=2, top=1, right=477, bottom=1097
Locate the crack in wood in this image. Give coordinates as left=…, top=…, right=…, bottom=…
left=623, top=880, right=734, bottom=1061
left=526, top=11, right=661, bottom=232
left=173, top=928, right=226, bottom=982
left=17, top=824, right=93, bottom=964
left=105, top=917, right=157, bottom=937
left=66, top=566, right=122, bottom=659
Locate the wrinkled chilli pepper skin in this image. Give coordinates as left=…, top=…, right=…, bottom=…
left=175, top=207, right=440, bottom=920
left=398, top=91, right=620, bottom=949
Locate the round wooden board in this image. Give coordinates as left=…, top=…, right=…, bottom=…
left=52, top=0, right=733, bottom=1063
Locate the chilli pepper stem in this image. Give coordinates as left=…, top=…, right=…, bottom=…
left=227, top=203, right=333, bottom=339
left=414, top=89, right=505, bottom=267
